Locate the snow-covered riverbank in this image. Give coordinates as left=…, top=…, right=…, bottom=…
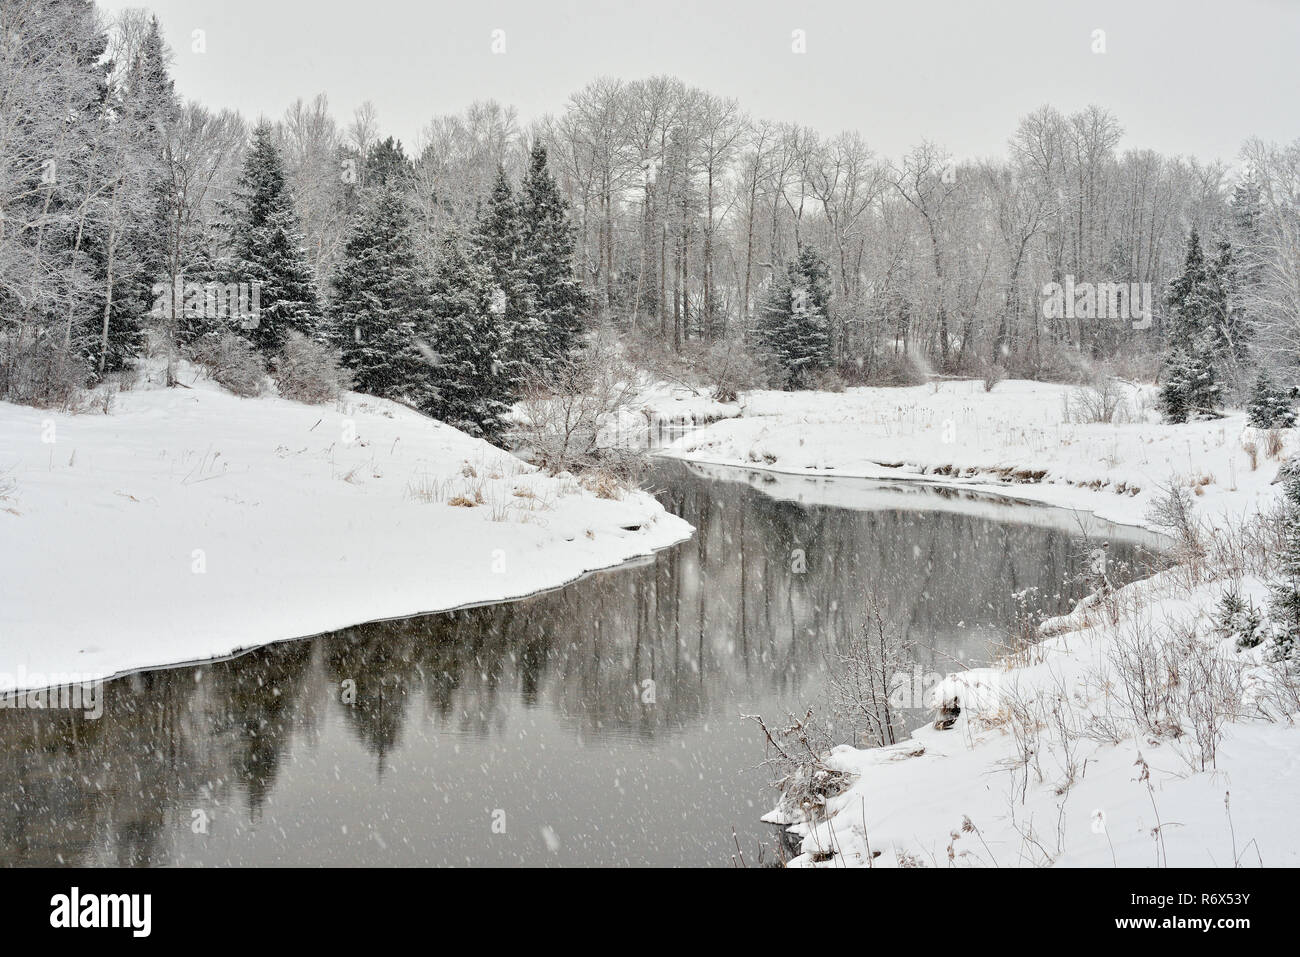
left=0, top=365, right=692, bottom=691
left=659, top=378, right=1290, bottom=532
left=659, top=378, right=1299, bottom=868
left=767, top=560, right=1299, bottom=868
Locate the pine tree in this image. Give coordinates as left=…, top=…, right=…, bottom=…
left=1165, top=227, right=1212, bottom=349
left=1247, top=370, right=1297, bottom=429
left=221, top=122, right=322, bottom=351
left=757, top=245, right=832, bottom=389
left=1159, top=229, right=1221, bottom=421
left=423, top=227, right=512, bottom=442
left=364, top=137, right=413, bottom=190
left=330, top=184, right=430, bottom=400
left=473, top=167, right=534, bottom=392
left=517, top=144, right=587, bottom=369
left=1158, top=339, right=1220, bottom=423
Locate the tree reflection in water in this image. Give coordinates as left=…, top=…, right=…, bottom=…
left=0, top=461, right=1162, bottom=866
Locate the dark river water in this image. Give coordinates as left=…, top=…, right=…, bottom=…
left=0, top=459, right=1163, bottom=867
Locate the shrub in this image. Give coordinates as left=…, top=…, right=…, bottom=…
left=1063, top=375, right=1130, bottom=424
left=191, top=333, right=267, bottom=397
left=982, top=362, right=1007, bottom=393
left=1212, top=587, right=1266, bottom=649
left=865, top=350, right=928, bottom=387
left=272, top=332, right=350, bottom=404
left=0, top=334, right=90, bottom=408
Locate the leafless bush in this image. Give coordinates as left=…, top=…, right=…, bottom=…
left=1264, top=429, right=1285, bottom=460
left=514, top=333, right=643, bottom=479
left=272, top=332, right=350, bottom=404
left=744, top=709, right=850, bottom=823
left=826, top=595, right=911, bottom=748
left=1146, top=482, right=1206, bottom=574
left=703, top=337, right=766, bottom=402
left=1063, top=374, right=1130, bottom=424
left=810, top=367, right=848, bottom=393
left=0, top=334, right=90, bottom=408
left=191, top=333, right=267, bottom=398
left=982, top=362, right=1007, bottom=393
left=1107, top=617, right=1183, bottom=737
left=864, top=350, right=928, bottom=386
left=1255, top=657, right=1300, bottom=719
left=1176, top=629, right=1246, bottom=771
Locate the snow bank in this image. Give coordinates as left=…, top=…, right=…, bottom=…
left=771, top=564, right=1300, bottom=868
left=662, top=378, right=1294, bottom=531
left=0, top=364, right=692, bottom=691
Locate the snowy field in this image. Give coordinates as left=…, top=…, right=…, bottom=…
left=659, top=378, right=1299, bottom=868
left=0, top=364, right=692, bottom=691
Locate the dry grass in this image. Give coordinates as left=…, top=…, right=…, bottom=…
left=1264, top=428, right=1285, bottom=459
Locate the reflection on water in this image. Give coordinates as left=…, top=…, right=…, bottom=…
left=0, top=460, right=1161, bottom=866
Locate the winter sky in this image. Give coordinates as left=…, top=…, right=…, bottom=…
left=97, top=0, right=1300, bottom=165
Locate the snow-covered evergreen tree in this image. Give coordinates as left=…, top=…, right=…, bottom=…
left=330, top=184, right=430, bottom=400
left=517, top=144, right=587, bottom=370
left=1270, top=456, right=1300, bottom=658
left=1158, top=230, right=1222, bottom=421
left=1247, top=370, right=1297, bottom=429
left=423, top=227, right=512, bottom=442
left=364, top=136, right=414, bottom=190
left=1157, top=339, right=1221, bottom=424
left=86, top=14, right=178, bottom=375
left=473, top=167, right=535, bottom=392
left=220, top=122, right=323, bottom=351
left=1204, top=237, right=1251, bottom=391
left=757, top=245, right=832, bottom=389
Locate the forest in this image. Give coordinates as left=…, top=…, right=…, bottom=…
left=5, top=0, right=1299, bottom=438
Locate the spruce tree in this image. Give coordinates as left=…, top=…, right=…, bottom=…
left=1205, top=237, right=1250, bottom=390
left=1270, top=456, right=1300, bottom=658
left=473, top=167, right=534, bottom=392
left=364, top=137, right=413, bottom=190
left=757, top=245, right=832, bottom=389
left=1159, top=229, right=1221, bottom=421
left=517, top=144, right=587, bottom=369
left=1247, top=370, right=1297, bottom=429
left=1165, top=227, right=1212, bottom=349
left=221, top=122, right=322, bottom=351
left=423, top=228, right=512, bottom=442
left=330, top=184, right=430, bottom=400
left=1158, top=339, right=1221, bottom=424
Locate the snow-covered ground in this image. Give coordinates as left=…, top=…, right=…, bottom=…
left=0, top=363, right=691, bottom=692
left=661, top=378, right=1291, bottom=532
left=659, top=377, right=1299, bottom=868
left=768, top=565, right=1298, bottom=868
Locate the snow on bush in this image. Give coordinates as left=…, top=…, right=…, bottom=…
left=191, top=333, right=268, bottom=398
left=272, top=331, right=350, bottom=404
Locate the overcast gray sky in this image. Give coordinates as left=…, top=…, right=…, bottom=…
left=98, top=0, right=1300, bottom=164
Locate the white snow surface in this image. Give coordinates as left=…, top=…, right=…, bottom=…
left=661, top=378, right=1293, bottom=532
left=0, top=364, right=692, bottom=691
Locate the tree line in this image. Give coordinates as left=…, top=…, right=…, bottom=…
left=4, top=1, right=1300, bottom=424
